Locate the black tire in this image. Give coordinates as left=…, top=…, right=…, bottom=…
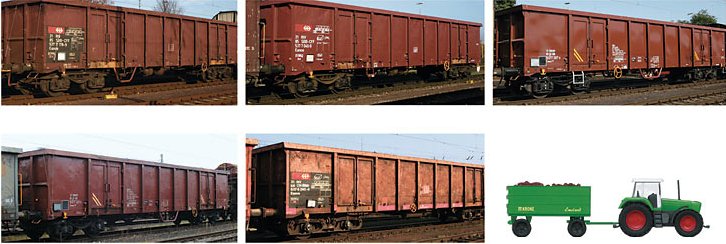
left=512, top=219, right=531, bottom=237
left=619, top=204, right=653, bottom=237
left=568, top=218, right=587, bottom=237
left=674, top=210, right=703, bottom=237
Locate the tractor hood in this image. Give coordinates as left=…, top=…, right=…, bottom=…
left=661, top=198, right=702, bottom=212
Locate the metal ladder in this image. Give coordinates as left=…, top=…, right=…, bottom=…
left=572, top=71, right=586, bottom=85
left=654, top=213, right=664, bottom=227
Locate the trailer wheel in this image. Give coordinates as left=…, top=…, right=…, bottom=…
left=567, top=218, right=587, bottom=237
left=674, top=210, right=703, bottom=237
left=619, top=204, right=653, bottom=237
left=512, top=219, right=531, bottom=237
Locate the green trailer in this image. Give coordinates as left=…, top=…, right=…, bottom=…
left=507, top=180, right=708, bottom=237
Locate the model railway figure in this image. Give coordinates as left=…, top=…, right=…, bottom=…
left=507, top=179, right=708, bottom=237
left=495, top=5, right=726, bottom=98
left=246, top=0, right=482, bottom=97
left=247, top=142, right=484, bottom=238
left=11, top=149, right=233, bottom=241
left=1, top=0, right=237, bottom=97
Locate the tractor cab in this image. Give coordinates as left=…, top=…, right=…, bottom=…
left=631, top=179, right=662, bottom=209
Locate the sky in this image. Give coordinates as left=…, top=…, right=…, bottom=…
left=247, top=134, right=485, bottom=165
left=320, top=0, right=485, bottom=40
left=1, top=134, right=238, bottom=169
left=0, top=0, right=238, bottom=19
left=516, top=0, right=726, bottom=24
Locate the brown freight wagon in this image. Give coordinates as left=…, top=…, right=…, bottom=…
left=249, top=142, right=484, bottom=237
left=245, top=138, right=259, bottom=231
left=1, top=0, right=237, bottom=97
left=17, top=149, right=231, bottom=241
left=254, top=0, right=482, bottom=96
left=496, top=5, right=726, bottom=98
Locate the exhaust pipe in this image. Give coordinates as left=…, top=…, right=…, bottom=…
left=677, top=180, right=681, bottom=200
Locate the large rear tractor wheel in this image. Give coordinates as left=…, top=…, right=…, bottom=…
left=619, top=204, right=653, bottom=237
left=567, top=218, right=587, bottom=237
left=512, top=219, right=531, bottom=237
left=674, top=210, right=703, bottom=237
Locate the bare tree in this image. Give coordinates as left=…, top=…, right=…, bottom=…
left=154, top=0, right=184, bottom=15
left=81, top=0, right=114, bottom=4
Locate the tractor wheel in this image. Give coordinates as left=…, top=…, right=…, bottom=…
left=512, top=219, right=531, bottom=237
left=567, top=218, right=587, bottom=237
left=619, top=204, right=653, bottom=237
left=674, top=210, right=703, bottom=237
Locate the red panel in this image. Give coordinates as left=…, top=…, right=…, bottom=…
left=712, top=31, right=726, bottom=67
left=680, top=27, right=693, bottom=67
left=435, top=165, right=450, bottom=208
left=522, top=12, right=567, bottom=74
left=418, top=163, right=434, bottom=209
left=398, top=161, right=416, bottom=210
left=451, top=166, right=464, bottom=207
left=629, top=22, right=647, bottom=69
left=438, top=22, right=451, bottom=63
left=409, top=18, right=424, bottom=66
left=694, top=29, right=710, bottom=67
left=88, top=11, right=106, bottom=62
left=473, top=169, right=483, bottom=207
left=180, top=20, right=195, bottom=66
left=195, top=22, right=209, bottom=65
left=354, top=13, right=371, bottom=68
left=142, top=166, right=159, bottom=212
left=609, top=20, right=629, bottom=69
left=216, top=174, right=228, bottom=208
left=424, top=20, right=438, bottom=65
left=164, top=18, right=180, bottom=66
left=228, top=25, right=237, bottom=64
left=159, top=168, right=172, bottom=211
left=336, top=156, right=355, bottom=207
left=90, top=164, right=105, bottom=209
left=187, top=171, right=199, bottom=210
left=107, top=164, right=121, bottom=209
left=209, top=24, right=219, bottom=63
left=465, top=168, right=475, bottom=205
left=126, top=14, right=145, bottom=67
left=375, top=159, right=396, bottom=211
left=335, top=10, right=354, bottom=65
left=589, top=19, right=606, bottom=70
left=665, top=26, right=679, bottom=68
left=146, top=16, right=163, bottom=66
left=372, top=14, right=391, bottom=68
left=124, top=164, right=141, bottom=213
left=648, top=25, right=664, bottom=68
left=391, top=16, right=407, bottom=66
left=108, top=12, right=122, bottom=62
left=570, top=17, right=589, bottom=70
left=200, top=172, right=211, bottom=209
left=173, top=169, right=186, bottom=211
left=450, top=25, right=461, bottom=61
left=356, top=158, right=373, bottom=207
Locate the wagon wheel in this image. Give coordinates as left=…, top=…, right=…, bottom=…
left=287, top=82, right=309, bottom=98
left=39, top=78, right=68, bottom=97
left=529, top=77, right=553, bottom=99
left=83, top=219, right=105, bottom=237
left=567, top=218, right=586, bottom=237
left=351, top=217, right=363, bottom=230
left=618, top=204, right=653, bottom=237
left=512, top=219, right=531, bottom=237
left=674, top=210, right=703, bottom=237
left=569, top=78, right=591, bottom=95
left=174, top=217, right=183, bottom=226
left=79, top=75, right=105, bottom=94
left=24, top=228, right=45, bottom=241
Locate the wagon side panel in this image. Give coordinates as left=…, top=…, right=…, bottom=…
left=145, top=16, right=163, bottom=67
left=123, top=164, right=142, bottom=213
left=435, top=164, right=450, bottom=208
left=245, top=0, right=260, bottom=73
left=418, top=163, right=434, bottom=210
left=648, top=25, right=664, bottom=68
left=608, top=19, right=629, bottom=70
left=375, top=158, right=396, bottom=211
left=216, top=174, right=229, bottom=209
left=142, top=166, right=159, bottom=213
left=664, top=26, right=680, bottom=68
left=49, top=156, right=87, bottom=217
left=159, top=168, right=173, bottom=212
left=334, top=10, right=355, bottom=70
left=195, top=22, right=209, bottom=66
left=187, top=170, right=199, bottom=210
left=398, top=160, right=416, bottom=211
left=523, top=11, right=567, bottom=74
left=126, top=13, right=145, bottom=67
left=713, top=31, right=726, bottom=67
left=467, top=25, right=481, bottom=65
left=173, top=168, right=187, bottom=211
left=409, top=18, right=424, bottom=66
left=335, top=155, right=355, bottom=211
left=164, top=18, right=181, bottom=66
left=628, top=22, right=648, bottom=69
left=438, top=22, right=451, bottom=64
left=424, top=20, right=438, bottom=65
left=372, top=13, right=391, bottom=68
left=44, top=3, right=86, bottom=71
left=390, top=16, right=407, bottom=67
left=680, top=27, right=693, bottom=67
left=228, top=25, right=237, bottom=64
left=287, top=149, right=332, bottom=215
left=451, top=166, right=464, bottom=207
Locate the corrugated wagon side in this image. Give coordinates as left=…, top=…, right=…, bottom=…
left=250, top=142, right=484, bottom=237
left=17, top=149, right=231, bottom=241
left=1, top=0, right=237, bottom=97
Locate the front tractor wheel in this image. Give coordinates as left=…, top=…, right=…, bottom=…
left=674, top=210, right=703, bottom=237
left=619, top=204, right=653, bottom=237
left=567, top=218, right=587, bottom=237
left=512, top=219, right=531, bottom=237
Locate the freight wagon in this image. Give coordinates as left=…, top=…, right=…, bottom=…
left=245, top=138, right=259, bottom=231
left=16, top=149, right=231, bottom=241
left=507, top=180, right=708, bottom=237
left=248, top=0, right=482, bottom=97
left=496, top=5, right=726, bottom=98
left=216, top=162, right=238, bottom=221
left=248, top=142, right=484, bottom=238
left=2, top=147, right=22, bottom=231
left=1, top=0, right=237, bottom=97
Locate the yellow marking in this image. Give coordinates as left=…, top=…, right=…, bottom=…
left=200, top=194, right=206, bottom=205
left=91, top=193, right=102, bottom=207
left=694, top=51, right=700, bottom=61
left=573, top=49, right=584, bottom=62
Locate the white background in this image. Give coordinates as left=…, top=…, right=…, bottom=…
left=2, top=0, right=725, bottom=243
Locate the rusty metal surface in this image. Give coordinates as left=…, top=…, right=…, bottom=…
left=252, top=142, right=484, bottom=219
left=260, top=0, right=481, bottom=77
left=1, top=0, right=237, bottom=74
left=496, top=4, right=726, bottom=75
left=18, top=149, right=229, bottom=220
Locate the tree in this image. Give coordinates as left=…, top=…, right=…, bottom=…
left=82, top=0, right=114, bottom=4
left=154, top=0, right=184, bottom=15
left=677, top=9, right=717, bottom=26
left=495, top=0, right=516, bottom=11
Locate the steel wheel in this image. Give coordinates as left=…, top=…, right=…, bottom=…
left=675, top=210, right=703, bottom=237
left=512, top=219, right=531, bottom=237
left=619, top=204, right=653, bottom=237
left=40, top=78, right=68, bottom=97
left=24, top=228, right=45, bottom=241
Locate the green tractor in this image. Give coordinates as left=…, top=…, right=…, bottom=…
left=617, top=179, right=705, bottom=237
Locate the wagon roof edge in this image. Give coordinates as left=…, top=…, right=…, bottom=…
left=261, top=0, right=482, bottom=27
left=253, top=141, right=485, bottom=169
left=19, top=148, right=230, bottom=174
left=497, top=4, right=726, bottom=32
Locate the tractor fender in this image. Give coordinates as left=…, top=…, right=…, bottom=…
left=618, top=198, right=654, bottom=210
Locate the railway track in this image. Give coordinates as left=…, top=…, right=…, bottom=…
left=249, top=74, right=484, bottom=105
left=496, top=78, right=726, bottom=105
left=159, top=227, right=237, bottom=242
left=285, top=219, right=483, bottom=243
left=2, top=79, right=236, bottom=105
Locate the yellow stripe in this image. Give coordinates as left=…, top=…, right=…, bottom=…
left=573, top=49, right=584, bottom=62
left=694, top=51, right=700, bottom=61
left=92, top=193, right=102, bottom=207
